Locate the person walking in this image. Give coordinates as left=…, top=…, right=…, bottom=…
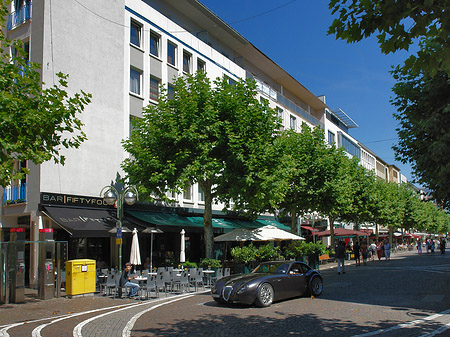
left=360, top=241, right=368, bottom=265
left=120, top=262, right=139, bottom=298
left=353, top=240, right=361, bottom=266
left=384, top=240, right=391, bottom=261
left=335, top=241, right=346, bottom=275
left=440, top=238, right=446, bottom=254
left=417, top=239, right=422, bottom=255
left=369, top=242, right=377, bottom=261
left=376, top=241, right=383, bottom=260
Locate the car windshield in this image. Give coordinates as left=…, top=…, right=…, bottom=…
left=252, top=262, right=290, bottom=275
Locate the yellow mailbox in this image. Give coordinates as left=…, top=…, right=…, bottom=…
left=65, top=259, right=96, bottom=296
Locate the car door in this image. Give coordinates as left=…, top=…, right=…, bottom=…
left=283, top=263, right=308, bottom=298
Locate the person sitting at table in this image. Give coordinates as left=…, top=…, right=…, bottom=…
left=120, top=262, right=139, bottom=298
left=144, top=257, right=151, bottom=270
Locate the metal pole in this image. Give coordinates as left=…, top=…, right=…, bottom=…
left=150, top=233, right=154, bottom=272
left=117, top=195, right=123, bottom=272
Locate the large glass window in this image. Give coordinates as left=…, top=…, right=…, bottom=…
left=130, top=68, right=141, bottom=95
left=197, top=59, right=205, bottom=72
left=130, top=20, right=141, bottom=47
left=198, top=185, right=205, bottom=202
left=328, top=131, right=335, bottom=144
left=150, top=76, right=159, bottom=101
left=183, top=51, right=191, bottom=73
left=290, top=115, right=297, bottom=130
left=339, top=134, right=360, bottom=158
left=168, top=84, right=175, bottom=100
left=183, top=184, right=192, bottom=200
left=167, top=42, right=176, bottom=66
left=150, top=32, right=160, bottom=57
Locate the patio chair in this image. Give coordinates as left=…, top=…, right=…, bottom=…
left=213, top=268, right=223, bottom=282
left=178, top=270, right=189, bottom=293
left=195, top=268, right=205, bottom=291
left=103, top=274, right=116, bottom=296
left=188, top=268, right=197, bottom=290
left=170, top=270, right=181, bottom=291
left=141, top=276, right=158, bottom=299
left=155, top=273, right=168, bottom=297
left=224, top=268, right=230, bottom=277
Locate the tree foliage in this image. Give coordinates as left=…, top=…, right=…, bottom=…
left=122, top=72, right=281, bottom=258
left=0, top=1, right=91, bottom=187
left=328, top=0, right=450, bottom=76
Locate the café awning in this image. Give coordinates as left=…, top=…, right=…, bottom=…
left=316, top=228, right=369, bottom=238
left=41, top=206, right=125, bottom=237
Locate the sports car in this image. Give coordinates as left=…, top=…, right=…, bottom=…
left=211, top=261, right=323, bottom=307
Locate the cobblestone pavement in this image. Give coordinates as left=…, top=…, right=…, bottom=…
left=2, top=249, right=450, bottom=336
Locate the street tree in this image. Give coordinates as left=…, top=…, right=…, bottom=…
left=0, top=1, right=91, bottom=188
left=272, top=124, right=331, bottom=233
left=328, top=0, right=450, bottom=76
left=328, top=1, right=450, bottom=207
left=122, top=72, right=281, bottom=258
left=316, top=146, right=356, bottom=249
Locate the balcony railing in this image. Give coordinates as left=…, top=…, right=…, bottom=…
left=8, top=1, right=32, bottom=30
left=2, top=184, right=27, bottom=205
left=253, top=77, right=323, bottom=128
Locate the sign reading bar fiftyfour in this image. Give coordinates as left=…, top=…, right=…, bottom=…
left=40, top=192, right=110, bottom=208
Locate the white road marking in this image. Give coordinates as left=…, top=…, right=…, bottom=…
left=122, top=294, right=195, bottom=337
left=352, top=309, right=450, bottom=336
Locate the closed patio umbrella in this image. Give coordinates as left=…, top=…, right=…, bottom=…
left=180, top=229, right=186, bottom=263
left=130, top=228, right=141, bottom=266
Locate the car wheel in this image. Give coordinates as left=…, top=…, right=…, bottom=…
left=309, top=276, right=323, bottom=297
left=255, top=283, right=274, bottom=307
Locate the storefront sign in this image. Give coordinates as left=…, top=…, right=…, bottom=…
left=40, top=192, right=110, bottom=208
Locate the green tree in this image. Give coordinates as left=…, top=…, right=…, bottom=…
left=328, top=0, right=450, bottom=207
left=391, top=67, right=450, bottom=207
left=273, top=125, right=331, bottom=233
left=122, top=72, right=281, bottom=258
left=328, top=0, right=450, bottom=76
left=316, top=146, right=356, bottom=249
left=0, top=2, right=91, bottom=188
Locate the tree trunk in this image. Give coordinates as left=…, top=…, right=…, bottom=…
left=290, top=207, right=297, bottom=234
left=203, top=182, right=214, bottom=259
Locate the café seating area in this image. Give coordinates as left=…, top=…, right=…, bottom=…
left=97, top=267, right=231, bottom=299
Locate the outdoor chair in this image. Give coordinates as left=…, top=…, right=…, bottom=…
left=194, top=268, right=205, bottom=291
left=188, top=268, right=197, bottom=290
left=142, top=269, right=149, bottom=278
left=224, top=268, right=230, bottom=277
left=155, top=273, right=168, bottom=297
left=213, top=268, right=223, bottom=282
left=157, top=267, right=165, bottom=274
left=178, top=270, right=189, bottom=293
left=141, top=276, right=158, bottom=299
left=113, top=274, right=126, bottom=298
left=170, top=270, right=181, bottom=291
left=103, top=274, right=116, bottom=296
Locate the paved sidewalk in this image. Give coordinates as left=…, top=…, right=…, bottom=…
left=0, top=249, right=417, bottom=327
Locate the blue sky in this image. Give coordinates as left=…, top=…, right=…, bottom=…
left=200, top=0, right=415, bottom=181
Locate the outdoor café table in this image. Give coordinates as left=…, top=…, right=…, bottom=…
left=203, top=270, right=215, bottom=287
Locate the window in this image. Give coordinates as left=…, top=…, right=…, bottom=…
left=276, top=107, right=283, bottom=121
left=150, top=32, right=160, bottom=57
left=183, top=51, right=191, bottom=73
left=150, top=76, right=159, bottom=101
left=130, top=68, right=141, bottom=95
left=168, top=84, right=175, bottom=100
left=328, top=131, right=335, bottom=144
left=130, top=20, right=141, bottom=48
left=183, top=184, right=192, bottom=200
left=167, top=41, right=176, bottom=66
left=338, top=133, right=360, bottom=159
left=290, top=115, right=297, bottom=130
left=198, top=185, right=205, bottom=202
left=197, top=59, right=205, bottom=72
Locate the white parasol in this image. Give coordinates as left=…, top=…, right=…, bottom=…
left=129, top=228, right=141, bottom=266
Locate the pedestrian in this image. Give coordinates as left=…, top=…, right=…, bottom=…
left=417, top=239, right=422, bottom=255
left=430, top=240, right=435, bottom=255
left=440, top=238, right=446, bottom=255
left=384, top=240, right=391, bottom=261
left=353, top=240, right=361, bottom=266
left=120, top=262, right=139, bottom=298
left=376, top=241, right=383, bottom=260
left=426, top=239, right=430, bottom=255
left=360, top=241, right=368, bottom=265
left=369, top=241, right=376, bottom=261
left=335, top=241, right=346, bottom=275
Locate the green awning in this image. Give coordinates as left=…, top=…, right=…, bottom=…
left=126, top=211, right=289, bottom=231
left=126, top=211, right=234, bottom=229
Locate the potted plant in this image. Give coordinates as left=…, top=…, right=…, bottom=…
left=200, top=258, right=222, bottom=269
left=230, top=244, right=257, bottom=273
left=255, top=244, right=283, bottom=262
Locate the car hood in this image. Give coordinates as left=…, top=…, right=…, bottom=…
left=219, top=273, right=271, bottom=286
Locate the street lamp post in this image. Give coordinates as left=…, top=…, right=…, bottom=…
left=100, top=185, right=138, bottom=271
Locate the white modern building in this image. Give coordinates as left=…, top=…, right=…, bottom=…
left=1, top=0, right=406, bottom=287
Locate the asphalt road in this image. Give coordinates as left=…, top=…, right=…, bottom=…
left=2, top=249, right=450, bottom=337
